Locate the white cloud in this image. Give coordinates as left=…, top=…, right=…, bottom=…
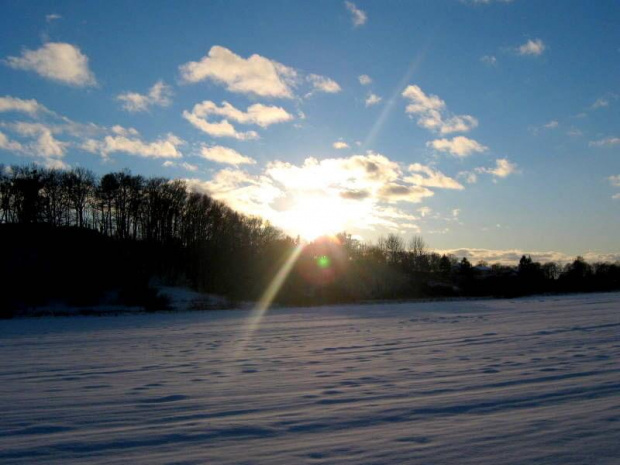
left=5, top=42, right=96, bottom=87
left=199, top=145, right=256, bottom=166
left=358, top=74, right=372, bottom=85
left=480, top=55, right=497, bottom=66
left=182, top=100, right=293, bottom=140
left=0, top=130, right=25, bottom=152
left=427, top=136, right=488, bottom=157
left=405, top=163, right=464, bottom=190
left=458, top=171, right=478, bottom=184
left=476, top=158, right=518, bottom=178
left=613, top=193, right=620, bottom=200
left=117, top=80, right=173, bottom=112
left=0, top=96, right=50, bottom=115
left=162, top=161, right=199, bottom=172
left=609, top=175, right=620, bottom=188
left=307, top=74, right=342, bottom=94
left=591, top=98, right=610, bottom=109
left=0, top=124, right=67, bottom=167
left=365, top=93, right=382, bottom=106
left=179, top=45, right=341, bottom=100
left=517, top=38, right=546, bottom=56
left=179, top=45, right=296, bottom=98
left=110, top=125, right=139, bottom=137
left=544, top=120, right=559, bottom=129
left=333, top=141, right=350, bottom=149
left=589, top=137, right=620, bottom=148
left=46, top=14, right=62, bottom=22
left=83, top=133, right=183, bottom=159
left=345, top=1, right=367, bottom=27
left=402, top=84, right=478, bottom=134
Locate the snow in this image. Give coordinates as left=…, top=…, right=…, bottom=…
left=1, top=292, right=619, bottom=464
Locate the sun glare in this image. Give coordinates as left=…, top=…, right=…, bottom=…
left=279, top=194, right=360, bottom=241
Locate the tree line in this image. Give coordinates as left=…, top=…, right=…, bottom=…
left=1, top=164, right=618, bottom=317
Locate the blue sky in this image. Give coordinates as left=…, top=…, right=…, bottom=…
left=1, top=0, right=619, bottom=263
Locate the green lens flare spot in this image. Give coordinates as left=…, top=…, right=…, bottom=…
left=317, top=255, right=331, bottom=269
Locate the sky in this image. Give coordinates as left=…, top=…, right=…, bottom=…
left=0, top=0, right=619, bottom=263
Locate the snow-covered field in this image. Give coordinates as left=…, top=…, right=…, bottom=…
left=1, top=293, right=619, bottom=464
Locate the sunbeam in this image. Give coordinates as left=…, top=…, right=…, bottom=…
left=361, top=45, right=429, bottom=151
left=234, top=243, right=305, bottom=355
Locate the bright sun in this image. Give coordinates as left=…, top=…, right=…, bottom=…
left=279, top=194, right=363, bottom=241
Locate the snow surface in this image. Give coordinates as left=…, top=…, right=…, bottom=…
left=1, top=293, right=619, bottom=464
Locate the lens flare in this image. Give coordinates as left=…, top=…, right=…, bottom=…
left=235, top=244, right=304, bottom=356
left=317, top=255, right=331, bottom=269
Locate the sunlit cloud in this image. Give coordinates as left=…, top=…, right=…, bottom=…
left=182, top=100, right=293, bottom=140
left=427, top=136, right=488, bottom=157
left=0, top=130, right=25, bottom=153
left=365, top=93, right=382, bottom=106
left=179, top=45, right=297, bottom=98
left=609, top=175, right=620, bottom=188
left=82, top=133, right=184, bottom=159
left=199, top=144, right=256, bottom=165
left=163, top=160, right=199, bottom=172
left=333, top=141, right=349, bottom=149
left=345, top=1, right=367, bottom=27
left=4, top=42, right=97, bottom=87
left=117, top=80, right=173, bottom=112
left=476, top=158, right=518, bottom=179
left=405, top=163, right=464, bottom=189
left=402, top=84, right=478, bottom=134
left=306, top=74, right=342, bottom=94
left=184, top=152, right=450, bottom=239
left=0, top=96, right=51, bottom=116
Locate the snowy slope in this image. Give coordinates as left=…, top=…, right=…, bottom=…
left=1, top=293, right=619, bottom=464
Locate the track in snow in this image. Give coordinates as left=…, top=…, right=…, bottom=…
left=1, top=293, right=619, bottom=464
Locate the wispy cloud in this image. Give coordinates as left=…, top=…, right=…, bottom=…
left=589, top=137, right=620, bottom=148
left=405, top=163, right=464, bottom=190
left=480, top=55, right=497, bottom=66
left=306, top=74, right=342, bottom=95
left=517, top=38, right=546, bottom=56
left=402, top=85, right=478, bottom=134
left=476, top=158, right=519, bottom=179
left=199, top=145, right=256, bottom=165
left=345, top=1, right=367, bottom=27
left=358, top=74, right=372, bottom=85
left=82, top=133, right=184, bottom=159
left=117, top=80, right=173, bottom=112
